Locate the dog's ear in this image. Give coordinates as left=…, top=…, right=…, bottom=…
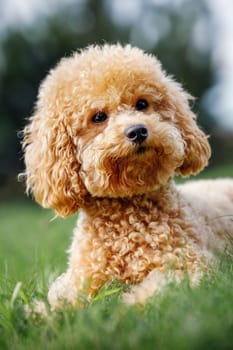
left=167, top=80, right=211, bottom=176
left=22, top=111, right=87, bottom=217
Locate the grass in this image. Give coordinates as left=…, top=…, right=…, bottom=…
left=0, top=165, right=233, bottom=349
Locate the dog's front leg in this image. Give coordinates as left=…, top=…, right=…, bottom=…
left=122, top=268, right=203, bottom=304
left=48, top=269, right=85, bottom=310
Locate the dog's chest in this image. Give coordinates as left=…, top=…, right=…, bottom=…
left=76, top=196, right=201, bottom=285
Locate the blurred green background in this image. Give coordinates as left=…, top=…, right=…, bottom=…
left=0, top=0, right=232, bottom=203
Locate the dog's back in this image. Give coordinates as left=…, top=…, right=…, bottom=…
left=178, top=178, right=233, bottom=251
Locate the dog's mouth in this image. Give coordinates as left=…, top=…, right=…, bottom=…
left=134, top=145, right=165, bottom=158
left=136, top=146, right=147, bottom=155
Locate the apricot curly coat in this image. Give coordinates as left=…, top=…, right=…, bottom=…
left=22, top=44, right=233, bottom=308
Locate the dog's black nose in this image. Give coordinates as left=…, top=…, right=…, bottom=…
left=125, top=124, right=148, bottom=144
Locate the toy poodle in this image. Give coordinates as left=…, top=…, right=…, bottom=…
left=22, top=44, right=233, bottom=308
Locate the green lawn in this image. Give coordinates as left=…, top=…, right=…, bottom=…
left=0, top=165, right=233, bottom=349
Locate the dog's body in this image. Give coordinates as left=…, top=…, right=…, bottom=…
left=48, top=178, right=233, bottom=307
left=22, top=44, right=233, bottom=309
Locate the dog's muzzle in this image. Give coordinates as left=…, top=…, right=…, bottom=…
left=125, top=124, right=148, bottom=144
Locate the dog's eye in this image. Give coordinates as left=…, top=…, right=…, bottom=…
left=92, top=111, right=108, bottom=123
left=135, top=99, right=149, bottom=111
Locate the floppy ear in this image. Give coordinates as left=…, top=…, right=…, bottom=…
left=22, top=112, right=87, bottom=217
left=167, top=81, right=211, bottom=176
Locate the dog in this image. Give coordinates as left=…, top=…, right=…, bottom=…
left=22, top=44, right=233, bottom=308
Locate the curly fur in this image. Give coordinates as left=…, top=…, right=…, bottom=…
left=22, top=44, right=233, bottom=309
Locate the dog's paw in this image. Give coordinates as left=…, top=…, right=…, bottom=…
left=24, top=299, right=48, bottom=320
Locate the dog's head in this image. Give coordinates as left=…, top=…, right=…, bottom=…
left=23, top=44, right=210, bottom=216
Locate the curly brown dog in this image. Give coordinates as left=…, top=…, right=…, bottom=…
left=22, top=44, right=233, bottom=308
